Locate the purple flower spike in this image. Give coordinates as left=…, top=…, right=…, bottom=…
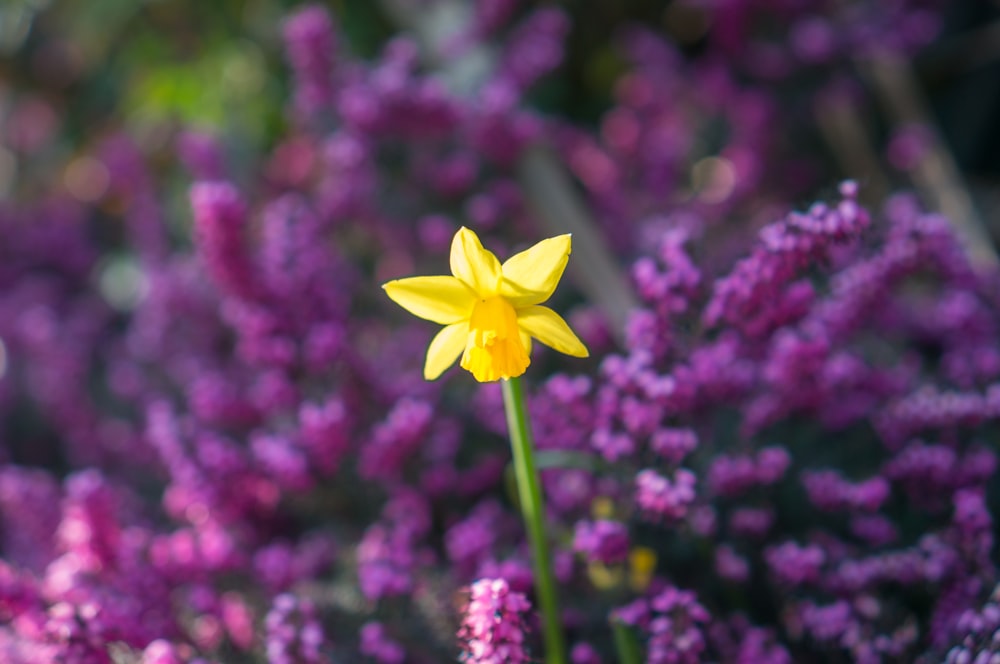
left=458, top=578, right=533, bottom=664
left=190, top=182, right=259, bottom=301
left=283, top=5, right=337, bottom=117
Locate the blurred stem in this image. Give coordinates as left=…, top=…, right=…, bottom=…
left=611, top=619, right=643, bottom=664
left=517, top=146, right=637, bottom=345
left=501, top=376, right=567, bottom=664
left=815, top=95, right=890, bottom=208
left=860, top=51, right=998, bottom=270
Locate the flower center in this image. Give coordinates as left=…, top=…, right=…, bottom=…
left=460, top=296, right=529, bottom=382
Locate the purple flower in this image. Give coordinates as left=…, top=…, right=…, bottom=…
left=497, top=9, right=570, bottom=93
left=798, top=600, right=859, bottom=647
left=715, top=545, right=750, bottom=583
left=943, top=584, right=1000, bottom=663
left=139, top=639, right=186, bottom=664
left=649, top=428, right=698, bottom=464
left=283, top=5, right=336, bottom=117
left=359, top=622, right=405, bottom=664
left=704, top=182, right=869, bottom=337
left=264, top=594, right=328, bottom=664
left=358, top=398, right=433, bottom=483
left=458, top=578, right=532, bottom=664
left=446, top=501, right=506, bottom=576
left=190, top=182, right=259, bottom=301
left=570, top=641, right=603, bottom=664
left=573, top=520, right=629, bottom=565
left=635, top=468, right=696, bottom=521
left=764, top=541, right=825, bottom=587
left=616, top=586, right=710, bottom=664
left=802, top=470, right=890, bottom=513
left=297, top=398, right=350, bottom=475
left=176, top=131, right=226, bottom=181
left=707, top=447, right=789, bottom=498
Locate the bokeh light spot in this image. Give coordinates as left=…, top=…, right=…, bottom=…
left=222, top=41, right=266, bottom=98
left=64, top=156, right=109, bottom=202
left=691, top=156, right=736, bottom=204
left=97, top=255, right=149, bottom=311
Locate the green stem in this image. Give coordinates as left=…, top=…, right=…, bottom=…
left=611, top=619, right=643, bottom=664
left=501, top=376, right=567, bottom=664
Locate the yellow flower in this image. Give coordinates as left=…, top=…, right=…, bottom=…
left=383, top=227, right=589, bottom=382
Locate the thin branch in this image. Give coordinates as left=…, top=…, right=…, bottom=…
left=815, top=95, right=891, bottom=208
left=860, top=51, right=998, bottom=270
left=517, top=146, right=638, bottom=339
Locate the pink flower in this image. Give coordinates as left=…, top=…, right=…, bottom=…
left=458, top=578, right=532, bottom=664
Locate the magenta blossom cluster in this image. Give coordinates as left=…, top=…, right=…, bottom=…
left=943, top=583, right=1000, bottom=663
left=614, top=584, right=712, bottom=664
left=458, top=578, right=533, bottom=664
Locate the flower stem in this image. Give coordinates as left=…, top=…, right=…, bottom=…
left=501, top=376, right=566, bottom=664
left=611, top=618, right=642, bottom=664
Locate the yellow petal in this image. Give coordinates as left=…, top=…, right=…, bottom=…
left=520, top=329, right=532, bottom=358
left=383, top=276, right=475, bottom=324
left=450, top=227, right=502, bottom=297
left=517, top=305, right=589, bottom=358
left=424, top=321, right=468, bottom=380
left=500, top=234, right=572, bottom=307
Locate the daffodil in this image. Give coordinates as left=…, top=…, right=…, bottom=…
left=383, top=227, right=589, bottom=382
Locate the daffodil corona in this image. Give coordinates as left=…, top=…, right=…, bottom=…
left=383, top=227, right=589, bottom=382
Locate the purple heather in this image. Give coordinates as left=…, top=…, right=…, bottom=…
left=1, top=0, right=997, bottom=661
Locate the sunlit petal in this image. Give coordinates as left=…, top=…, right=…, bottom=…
left=517, top=305, right=589, bottom=357
left=383, top=276, right=476, bottom=324
left=500, top=234, right=572, bottom=306
left=424, top=321, right=468, bottom=380
left=451, top=227, right=502, bottom=297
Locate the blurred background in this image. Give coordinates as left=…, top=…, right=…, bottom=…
left=2, top=0, right=999, bottom=221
